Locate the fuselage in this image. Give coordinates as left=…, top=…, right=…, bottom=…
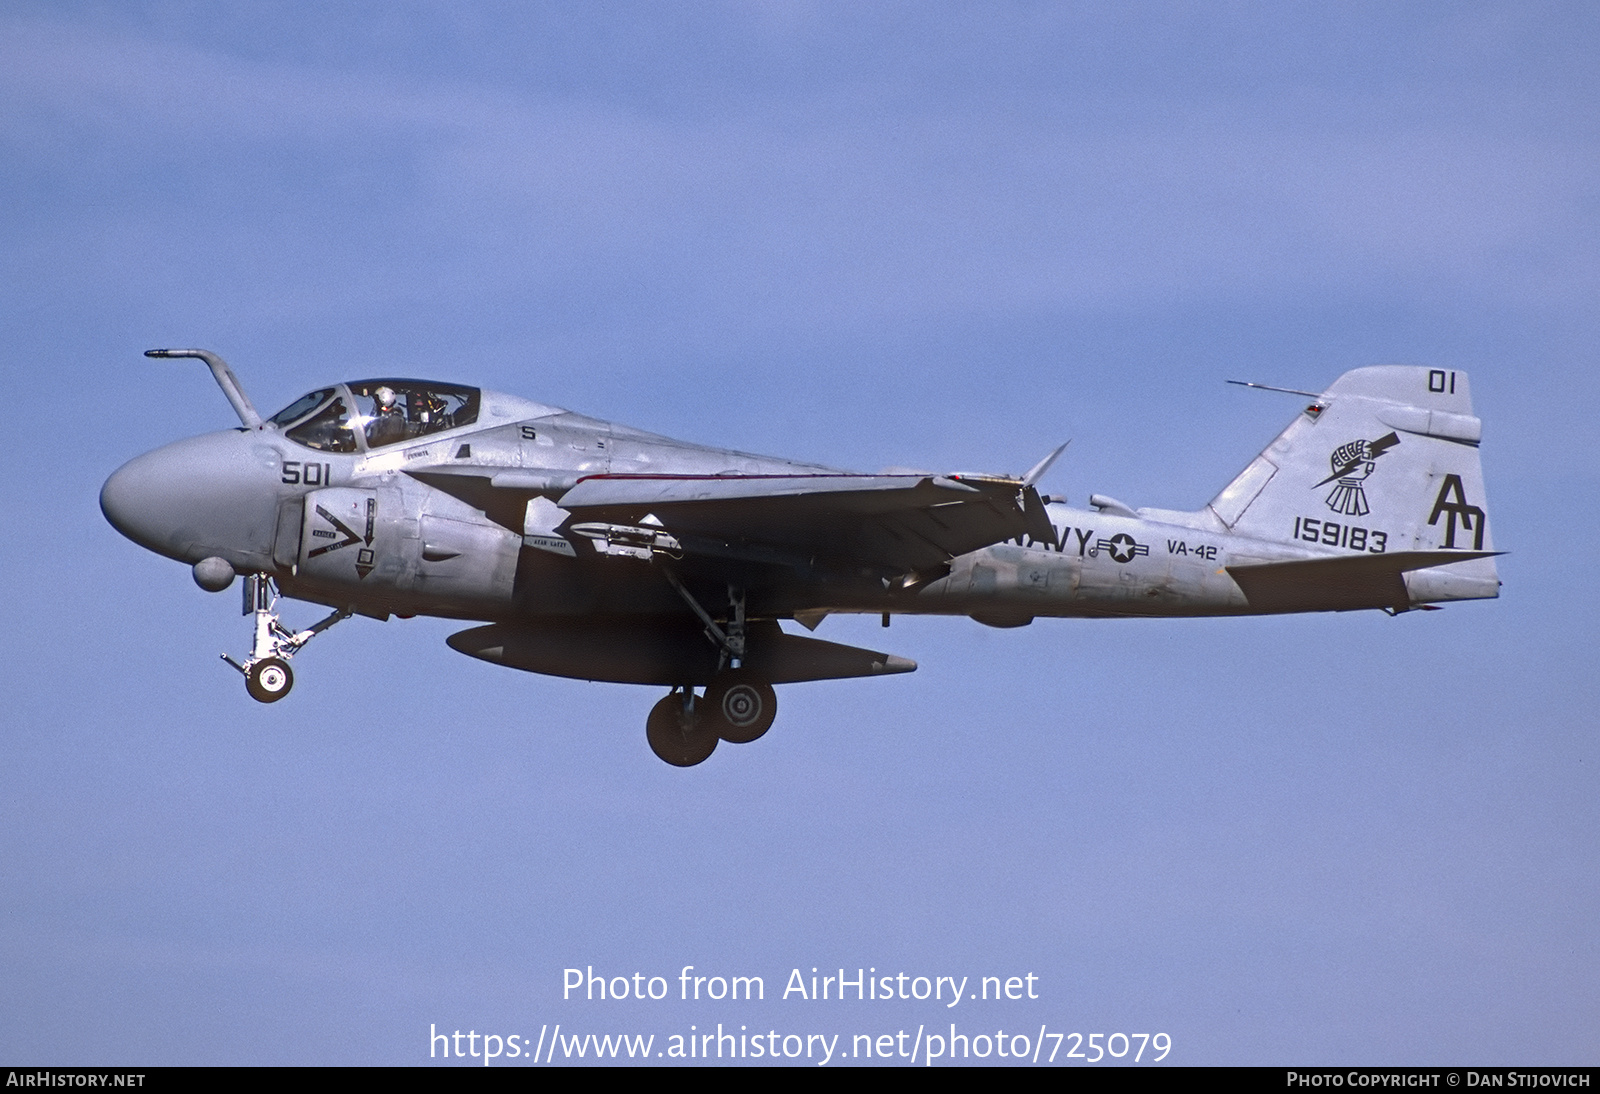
left=103, top=379, right=1475, bottom=630
left=101, top=359, right=1500, bottom=761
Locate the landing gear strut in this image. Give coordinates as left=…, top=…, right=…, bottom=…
left=645, top=578, right=781, bottom=765
left=221, top=574, right=350, bottom=703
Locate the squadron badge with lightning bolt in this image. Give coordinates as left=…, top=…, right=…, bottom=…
left=1314, top=432, right=1401, bottom=516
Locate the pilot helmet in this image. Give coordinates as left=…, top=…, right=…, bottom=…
left=374, top=386, right=398, bottom=410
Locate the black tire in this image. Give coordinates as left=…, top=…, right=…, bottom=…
left=703, top=669, right=776, bottom=744
left=246, top=657, right=294, bottom=703
left=645, top=693, right=718, bottom=767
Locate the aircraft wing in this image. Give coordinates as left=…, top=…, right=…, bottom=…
left=556, top=472, right=1055, bottom=578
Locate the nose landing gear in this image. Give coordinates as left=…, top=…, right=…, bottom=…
left=221, top=574, right=351, bottom=703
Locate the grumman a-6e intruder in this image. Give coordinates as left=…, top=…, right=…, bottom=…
left=103, top=351, right=1499, bottom=766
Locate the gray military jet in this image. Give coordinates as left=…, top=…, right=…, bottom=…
left=102, top=351, right=1499, bottom=766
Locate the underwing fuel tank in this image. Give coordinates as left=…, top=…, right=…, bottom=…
left=447, top=618, right=916, bottom=686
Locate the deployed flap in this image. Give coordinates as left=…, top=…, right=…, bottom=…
left=1227, top=550, right=1498, bottom=613
left=557, top=473, right=1053, bottom=575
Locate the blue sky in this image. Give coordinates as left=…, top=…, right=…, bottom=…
left=2, top=2, right=1596, bottom=1065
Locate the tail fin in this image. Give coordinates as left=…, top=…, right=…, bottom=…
left=1208, top=366, right=1498, bottom=605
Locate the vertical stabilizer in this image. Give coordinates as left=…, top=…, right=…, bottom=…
left=1209, top=366, right=1497, bottom=603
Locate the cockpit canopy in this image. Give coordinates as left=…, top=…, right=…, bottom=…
left=268, top=380, right=481, bottom=453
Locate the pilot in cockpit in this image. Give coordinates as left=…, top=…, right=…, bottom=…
left=414, top=391, right=449, bottom=433
left=366, top=385, right=408, bottom=447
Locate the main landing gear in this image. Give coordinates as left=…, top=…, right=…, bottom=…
left=704, top=669, right=776, bottom=744
left=646, top=578, right=779, bottom=766
left=645, top=672, right=779, bottom=767
left=222, top=574, right=351, bottom=704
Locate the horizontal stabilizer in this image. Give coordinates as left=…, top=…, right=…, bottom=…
left=1227, top=551, right=1499, bottom=614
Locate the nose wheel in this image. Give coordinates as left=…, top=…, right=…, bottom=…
left=222, top=575, right=350, bottom=704
left=245, top=657, right=294, bottom=703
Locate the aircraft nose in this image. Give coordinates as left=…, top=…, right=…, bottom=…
left=101, top=432, right=283, bottom=568
left=101, top=448, right=174, bottom=554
